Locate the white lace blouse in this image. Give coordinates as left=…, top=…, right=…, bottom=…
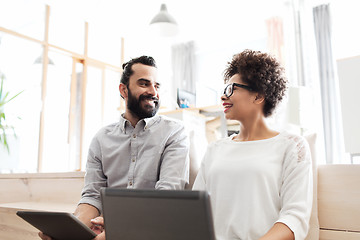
left=193, top=131, right=313, bottom=240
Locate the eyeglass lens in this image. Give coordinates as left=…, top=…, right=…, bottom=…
left=225, top=84, right=233, bottom=97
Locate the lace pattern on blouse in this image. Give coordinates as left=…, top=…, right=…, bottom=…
left=286, top=134, right=307, bottom=162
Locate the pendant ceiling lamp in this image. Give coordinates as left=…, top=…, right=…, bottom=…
left=149, top=4, right=178, bottom=37
left=34, top=54, right=55, bottom=65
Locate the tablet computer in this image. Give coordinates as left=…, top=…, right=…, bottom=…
left=16, top=211, right=97, bottom=240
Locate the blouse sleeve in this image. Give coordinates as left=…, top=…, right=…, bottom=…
left=192, top=145, right=212, bottom=191
left=277, top=135, right=313, bottom=240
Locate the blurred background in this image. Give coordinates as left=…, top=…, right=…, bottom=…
left=0, top=0, right=359, bottom=173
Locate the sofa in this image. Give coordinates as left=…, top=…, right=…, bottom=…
left=304, top=133, right=360, bottom=240
left=0, top=135, right=359, bottom=239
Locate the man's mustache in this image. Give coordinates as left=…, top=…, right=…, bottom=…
left=139, top=94, right=159, bottom=103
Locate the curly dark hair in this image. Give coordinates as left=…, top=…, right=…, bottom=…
left=120, top=56, right=157, bottom=85
left=224, top=49, right=288, bottom=117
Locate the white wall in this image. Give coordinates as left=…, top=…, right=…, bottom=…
left=336, top=56, right=360, bottom=154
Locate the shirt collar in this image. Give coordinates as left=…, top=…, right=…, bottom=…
left=119, top=114, right=160, bottom=133
left=143, top=115, right=160, bottom=129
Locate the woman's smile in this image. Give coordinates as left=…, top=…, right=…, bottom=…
left=223, top=103, right=233, bottom=113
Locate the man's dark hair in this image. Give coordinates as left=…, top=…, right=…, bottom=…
left=120, top=56, right=157, bottom=86
left=224, top=49, right=288, bottom=117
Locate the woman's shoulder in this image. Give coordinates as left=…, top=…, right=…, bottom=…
left=208, top=136, right=233, bottom=147
left=279, top=131, right=311, bottom=162
left=279, top=131, right=308, bottom=146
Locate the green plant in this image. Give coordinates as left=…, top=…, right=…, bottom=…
left=0, top=75, right=23, bottom=153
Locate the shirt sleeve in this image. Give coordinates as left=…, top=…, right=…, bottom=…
left=155, top=123, right=190, bottom=190
left=276, top=136, right=313, bottom=240
left=78, top=134, right=107, bottom=213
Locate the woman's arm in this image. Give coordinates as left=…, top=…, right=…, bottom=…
left=259, top=222, right=294, bottom=240
left=275, top=135, right=313, bottom=239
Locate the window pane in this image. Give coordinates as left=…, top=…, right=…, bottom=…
left=0, top=34, right=42, bottom=173
left=332, top=0, right=360, bottom=59
left=103, top=69, right=121, bottom=125
left=41, top=51, right=72, bottom=172
left=0, top=0, right=45, bottom=40
left=81, top=66, right=102, bottom=170
left=49, top=7, right=84, bottom=54
left=71, top=62, right=84, bottom=171
left=88, top=22, right=122, bottom=66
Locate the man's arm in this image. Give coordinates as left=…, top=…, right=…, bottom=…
left=155, top=123, right=190, bottom=190
left=78, top=133, right=107, bottom=213
left=74, top=203, right=100, bottom=227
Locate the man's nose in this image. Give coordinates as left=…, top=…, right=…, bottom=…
left=147, top=84, right=158, bottom=96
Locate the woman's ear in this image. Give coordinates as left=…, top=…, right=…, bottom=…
left=119, top=83, right=128, bottom=100
left=254, top=94, right=265, bottom=104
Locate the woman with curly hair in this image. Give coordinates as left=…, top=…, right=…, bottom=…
left=193, top=50, right=313, bottom=240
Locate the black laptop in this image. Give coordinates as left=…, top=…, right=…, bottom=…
left=101, top=188, right=215, bottom=240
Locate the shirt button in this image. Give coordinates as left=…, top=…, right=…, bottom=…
left=132, top=134, right=136, bottom=138
left=132, top=158, right=135, bottom=162
left=144, top=126, right=147, bottom=130
left=129, top=181, right=133, bottom=186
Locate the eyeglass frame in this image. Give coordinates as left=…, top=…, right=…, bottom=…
left=223, top=83, right=254, bottom=98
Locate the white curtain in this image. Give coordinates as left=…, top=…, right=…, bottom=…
left=313, top=4, right=345, bottom=164
left=266, top=17, right=285, bottom=65
left=171, top=41, right=196, bottom=94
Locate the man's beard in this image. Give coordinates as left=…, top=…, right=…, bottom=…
left=127, top=88, right=160, bottom=119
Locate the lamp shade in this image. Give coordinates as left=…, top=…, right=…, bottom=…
left=34, top=55, right=55, bottom=65
left=287, top=86, right=312, bottom=128
left=149, top=4, right=178, bottom=37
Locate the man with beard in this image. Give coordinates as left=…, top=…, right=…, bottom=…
left=39, top=56, right=190, bottom=240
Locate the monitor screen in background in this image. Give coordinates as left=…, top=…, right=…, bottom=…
left=177, top=88, right=196, bottom=108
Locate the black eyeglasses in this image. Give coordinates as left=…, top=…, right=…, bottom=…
left=223, top=83, right=253, bottom=98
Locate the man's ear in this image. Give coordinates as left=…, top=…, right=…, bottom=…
left=254, top=94, right=265, bottom=104
left=119, top=83, right=128, bottom=100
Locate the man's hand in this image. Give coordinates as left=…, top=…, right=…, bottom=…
left=93, top=231, right=105, bottom=240
left=90, top=217, right=104, bottom=234
left=38, top=232, right=52, bottom=240
left=91, top=217, right=105, bottom=240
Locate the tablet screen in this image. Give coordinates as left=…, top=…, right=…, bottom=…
left=16, top=211, right=97, bottom=240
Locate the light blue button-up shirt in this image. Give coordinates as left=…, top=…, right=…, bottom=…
left=79, top=114, right=190, bottom=212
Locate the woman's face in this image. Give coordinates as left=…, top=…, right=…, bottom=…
left=221, top=74, right=258, bottom=121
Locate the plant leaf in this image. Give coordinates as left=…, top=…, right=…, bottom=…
left=0, top=78, right=3, bottom=98
left=0, top=77, right=23, bottom=154
left=6, top=90, right=24, bottom=103
left=1, top=129, right=10, bottom=153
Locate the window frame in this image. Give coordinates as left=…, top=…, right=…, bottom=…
left=0, top=4, right=124, bottom=172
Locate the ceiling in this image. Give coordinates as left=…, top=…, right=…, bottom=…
left=4, top=0, right=358, bottom=60
left=42, top=0, right=288, bottom=43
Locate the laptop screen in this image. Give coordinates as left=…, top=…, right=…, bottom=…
left=101, top=188, right=215, bottom=240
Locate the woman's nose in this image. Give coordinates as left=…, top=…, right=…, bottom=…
left=221, top=93, right=228, bottom=101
